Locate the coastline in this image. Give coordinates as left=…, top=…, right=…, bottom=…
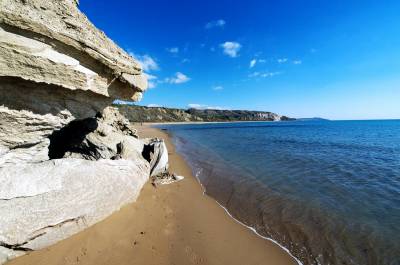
left=158, top=120, right=400, bottom=265
left=143, top=120, right=285, bottom=125
left=7, top=125, right=297, bottom=265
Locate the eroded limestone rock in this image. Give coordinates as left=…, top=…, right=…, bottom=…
left=48, top=107, right=139, bottom=160
left=0, top=158, right=149, bottom=263
left=144, top=138, right=170, bottom=177
left=0, top=0, right=146, bottom=92
left=0, top=1, right=168, bottom=263
left=0, top=0, right=148, bottom=165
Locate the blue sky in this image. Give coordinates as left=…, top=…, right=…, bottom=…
left=80, top=0, right=400, bottom=120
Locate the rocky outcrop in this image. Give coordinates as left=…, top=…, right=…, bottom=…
left=0, top=1, right=166, bottom=263
left=0, top=0, right=146, bottom=97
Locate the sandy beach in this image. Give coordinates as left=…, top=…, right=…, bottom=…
left=7, top=125, right=297, bottom=265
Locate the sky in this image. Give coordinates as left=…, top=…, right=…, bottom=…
left=80, top=0, right=400, bottom=120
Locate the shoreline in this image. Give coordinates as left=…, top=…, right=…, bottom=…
left=142, top=126, right=302, bottom=265
left=161, top=126, right=303, bottom=265
left=7, top=125, right=297, bottom=265
left=191, top=168, right=303, bottom=265
left=159, top=120, right=400, bottom=265
left=144, top=125, right=300, bottom=265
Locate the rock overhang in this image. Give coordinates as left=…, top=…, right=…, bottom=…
left=0, top=0, right=147, bottom=101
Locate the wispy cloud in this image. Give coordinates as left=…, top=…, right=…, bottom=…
left=188, top=103, right=205, bottom=109
left=144, top=73, right=157, bottom=89
left=113, top=99, right=135, bottom=106
left=277, top=58, right=288, bottom=64
left=147, top=104, right=161, bottom=107
left=249, top=71, right=282, bottom=78
left=181, top=58, right=190, bottom=63
left=205, top=19, right=226, bottom=29
left=188, top=103, right=228, bottom=110
left=129, top=52, right=159, bottom=88
left=293, top=60, right=302, bottom=65
left=213, top=85, right=223, bottom=91
left=166, top=47, right=179, bottom=54
left=165, top=72, right=190, bottom=84
left=129, top=53, right=159, bottom=72
left=220, top=41, right=241, bottom=58
left=250, top=59, right=257, bottom=68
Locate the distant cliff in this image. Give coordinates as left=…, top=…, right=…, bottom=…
left=117, top=105, right=294, bottom=122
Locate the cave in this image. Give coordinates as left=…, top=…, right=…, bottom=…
left=48, top=116, right=99, bottom=159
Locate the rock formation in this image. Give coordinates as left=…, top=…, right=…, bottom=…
left=0, top=0, right=167, bottom=263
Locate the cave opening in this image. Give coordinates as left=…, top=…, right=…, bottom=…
left=48, top=116, right=99, bottom=159
left=141, top=144, right=154, bottom=163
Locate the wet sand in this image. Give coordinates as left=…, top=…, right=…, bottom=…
left=7, top=125, right=297, bottom=265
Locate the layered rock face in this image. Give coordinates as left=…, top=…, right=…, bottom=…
left=0, top=1, right=166, bottom=263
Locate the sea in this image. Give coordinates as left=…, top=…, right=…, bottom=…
left=156, top=120, right=400, bottom=265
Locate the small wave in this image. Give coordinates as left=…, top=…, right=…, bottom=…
left=213, top=197, right=304, bottom=265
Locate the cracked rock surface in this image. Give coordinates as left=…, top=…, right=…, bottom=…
left=0, top=158, right=149, bottom=252
left=0, top=0, right=167, bottom=263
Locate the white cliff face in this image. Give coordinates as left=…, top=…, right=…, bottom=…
left=0, top=0, right=167, bottom=263
left=0, top=0, right=146, bottom=90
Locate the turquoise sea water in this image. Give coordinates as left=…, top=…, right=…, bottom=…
left=157, top=120, right=400, bottom=265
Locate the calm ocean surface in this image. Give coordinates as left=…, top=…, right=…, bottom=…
left=157, top=120, right=400, bottom=265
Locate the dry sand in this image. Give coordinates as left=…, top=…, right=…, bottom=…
left=8, top=126, right=297, bottom=265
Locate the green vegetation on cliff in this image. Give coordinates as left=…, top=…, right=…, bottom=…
left=116, top=105, right=293, bottom=122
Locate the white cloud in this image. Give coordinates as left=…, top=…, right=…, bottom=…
left=181, top=58, right=190, bottom=63
left=144, top=73, right=158, bottom=89
left=248, top=71, right=260, bottom=78
left=277, top=58, right=288, bottom=63
left=213, top=85, right=223, bottom=90
left=293, top=60, right=302, bottom=65
left=165, top=72, right=190, bottom=84
left=113, top=99, right=135, bottom=106
left=249, top=71, right=281, bottom=78
left=129, top=53, right=159, bottom=72
left=147, top=104, right=161, bottom=107
left=188, top=104, right=227, bottom=110
left=205, top=19, right=226, bottom=29
left=261, top=72, right=281, bottom=77
left=250, top=59, right=257, bottom=68
left=258, top=59, right=267, bottom=63
left=220, top=41, right=241, bottom=58
left=129, top=52, right=159, bottom=89
left=166, top=47, right=179, bottom=54
left=188, top=103, right=205, bottom=109
left=206, top=106, right=226, bottom=110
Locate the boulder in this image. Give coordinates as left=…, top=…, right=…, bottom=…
left=0, top=158, right=149, bottom=264
left=143, top=138, right=170, bottom=177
